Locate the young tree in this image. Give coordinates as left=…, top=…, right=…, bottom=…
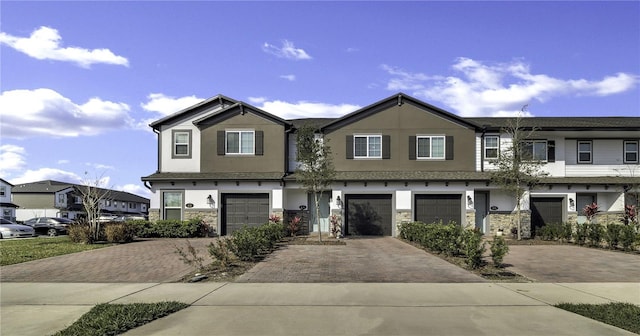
left=490, top=107, right=548, bottom=240
left=77, top=173, right=111, bottom=242
left=295, top=124, right=335, bottom=242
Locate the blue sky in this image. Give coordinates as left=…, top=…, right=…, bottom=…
left=1, top=1, right=639, bottom=198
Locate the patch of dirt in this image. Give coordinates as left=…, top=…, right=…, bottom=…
left=179, top=261, right=257, bottom=283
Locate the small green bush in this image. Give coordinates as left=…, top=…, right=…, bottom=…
left=620, top=224, right=637, bottom=251
left=560, top=222, right=573, bottom=242
left=604, top=224, right=623, bottom=249
left=461, top=229, right=485, bottom=269
left=574, top=223, right=588, bottom=245
left=586, top=223, right=604, bottom=247
left=490, top=235, right=509, bottom=267
left=229, top=222, right=284, bottom=261
left=137, top=218, right=208, bottom=238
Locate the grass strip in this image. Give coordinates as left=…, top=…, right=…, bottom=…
left=0, top=236, right=113, bottom=266
left=52, top=301, right=189, bottom=336
left=555, top=302, right=640, bottom=334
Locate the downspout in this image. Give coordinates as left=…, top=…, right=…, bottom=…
left=153, top=128, right=161, bottom=173
left=480, top=126, right=486, bottom=172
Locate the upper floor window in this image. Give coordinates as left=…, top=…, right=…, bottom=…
left=0, top=186, right=6, bottom=197
left=522, top=140, right=548, bottom=161
left=484, top=136, right=499, bottom=160
left=354, top=135, right=381, bottom=158
left=226, top=130, right=254, bottom=155
left=58, top=194, right=64, bottom=203
left=624, top=140, right=639, bottom=163
left=74, top=196, right=82, bottom=204
left=577, top=140, right=592, bottom=164
left=172, top=130, right=192, bottom=159
left=417, top=135, right=445, bottom=159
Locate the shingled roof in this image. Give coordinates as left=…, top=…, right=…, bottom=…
left=12, top=180, right=149, bottom=203
left=466, top=117, right=640, bottom=131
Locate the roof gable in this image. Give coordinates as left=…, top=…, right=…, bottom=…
left=149, top=94, right=238, bottom=130
left=321, top=93, right=480, bottom=133
left=193, top=102, right=292, bottom=128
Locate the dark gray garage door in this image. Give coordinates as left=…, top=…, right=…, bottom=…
left=415, top=194, right=461, bottom=225
left=222, top=193, right=269, bottom=235
left=531, top=197, right=563, bottom=237
left=345, top=194, right=393, bottom=236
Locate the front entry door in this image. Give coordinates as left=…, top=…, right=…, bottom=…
left=474, top=191, right=489, bottom=233
left=308, top=192, right=330, bottom=233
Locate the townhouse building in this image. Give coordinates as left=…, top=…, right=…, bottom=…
left=12, top=180, right=150, bottom=222
left=142, top=93, right=640, bottom=237
left=0, top=178, right=19, bottom=221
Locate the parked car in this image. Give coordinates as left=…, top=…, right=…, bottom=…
left=0, top=218, right=36, bottom=239
left=97, top=214, right=119, bottom=223
left=23, top=217, right=73, bottom=236
left=113, top=214, right=147, bottom=222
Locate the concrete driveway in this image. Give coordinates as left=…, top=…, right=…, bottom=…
left=237, top=237, right=485, bottom=283
left=504, top=244, right=640, bottom=282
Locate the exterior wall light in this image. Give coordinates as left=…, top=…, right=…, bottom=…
left=206, top=195, right=215, bottom=207
left=335, top=196, right=342, bottom=208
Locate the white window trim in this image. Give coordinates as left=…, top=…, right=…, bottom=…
left=172, top=130, right=191, bottom=158
left=226, top=130, right=255, bottom=155
left=577, top=140, right=592, bottom=164
left=354, top=134, right=382, bottom=159
left=484, top=135, right=499, bottom=160
left=417, top=135, right=446, bottom=160
left=624, top=140, right=639, bottom=163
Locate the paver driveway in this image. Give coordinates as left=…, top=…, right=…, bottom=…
left=237, top=237, right=485, bottom=283
left=0, top=238, right=217, bottom=282
left=504, top=244, right=640, bottom=282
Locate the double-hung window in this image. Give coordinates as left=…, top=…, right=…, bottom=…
left=577, top=140, right=592, bottom=164
left=417, top=135, right=445, bottom=159
left=522, top=140, right=548, bottom=161
left=484, top=136, right=499, bottom=160
left=172, top=130, right=192, bottom=158
left=624, top=140, right=639, bottom=163
left=163, top=191, right=183, bottom=220
left=354, top=135, right=381, bottom=158
left=226, top=130, right=254, bottom=155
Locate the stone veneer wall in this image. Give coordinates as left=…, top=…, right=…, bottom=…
left=464, top=210, right=475, bottom=230
left=148, top=209, right=160, bottom=223
left=395, top=210, right=412, bottom=236
left=488, top=211, right=531, bottom=238
left=184, top=209, right=218, bottom=236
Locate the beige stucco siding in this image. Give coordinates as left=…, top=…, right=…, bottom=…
left=200, top=113, right=286, bottom=173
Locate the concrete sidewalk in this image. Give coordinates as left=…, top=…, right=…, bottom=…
left=2, top=282, right=638, bottom=336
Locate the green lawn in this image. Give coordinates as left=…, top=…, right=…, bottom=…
left=0, top=236, right=113, bottom=266
left=52, top=302, right=189, bottom=336
left=555, top=302, right=640, bottom=334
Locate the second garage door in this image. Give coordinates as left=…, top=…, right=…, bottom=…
left=345, top=194, right=393, bottom=236
left=415, top=194, right=462, bottom=225
left=222, top=193, right=270, bottom=235
left=530, top=197, right=563, bottom=237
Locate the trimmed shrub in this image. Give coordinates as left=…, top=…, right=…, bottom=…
left=229, top=222, right=285, bottom=261
left=560, top=222, right=573, bottom=243
left=605, top=224, right=623, bottom=249
left=136, top=218, right=208, bottom=238
left=68, top=223, right=93, bottom=244
left=574, top=224, right=588, bottom=246
left=620, top=224, right=637, bottom=252
left=490, top=235, right=509, bottom=267
left=461, top=229, right=485, bottom=269
left=587, top=223, right=604, bottom=247
left=104, top=222, right=135, bottom=243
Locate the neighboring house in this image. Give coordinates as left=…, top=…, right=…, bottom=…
left=142, top=93, right=640, bottom=237
left=0, top=178, right=19, bottom=221
left=12, top=180, right=150, bottom=222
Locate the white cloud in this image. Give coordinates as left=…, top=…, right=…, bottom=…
left=0, top=26, right=129, bottom=68
left=256, top=100, right=360, bottom=119
left=118, top=183, right=151, bottom=198
left=262, top=40, right=312, bottom=60
left=0, top=88, right=133, bottom=139
left=0, top=144, right=27, bottom=176
left=280, top=74, right=296, bottom=81
left=9, top=168, right=84, bottom=186
left=85, top=162, right=115, bottom=170
left=382, top=58, right=639, bottom=117
left=248, top=96, right=267, bottom=104
left=141, top=93, right=204, bottom=116
left=57, top=159, right=70, bottom=165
